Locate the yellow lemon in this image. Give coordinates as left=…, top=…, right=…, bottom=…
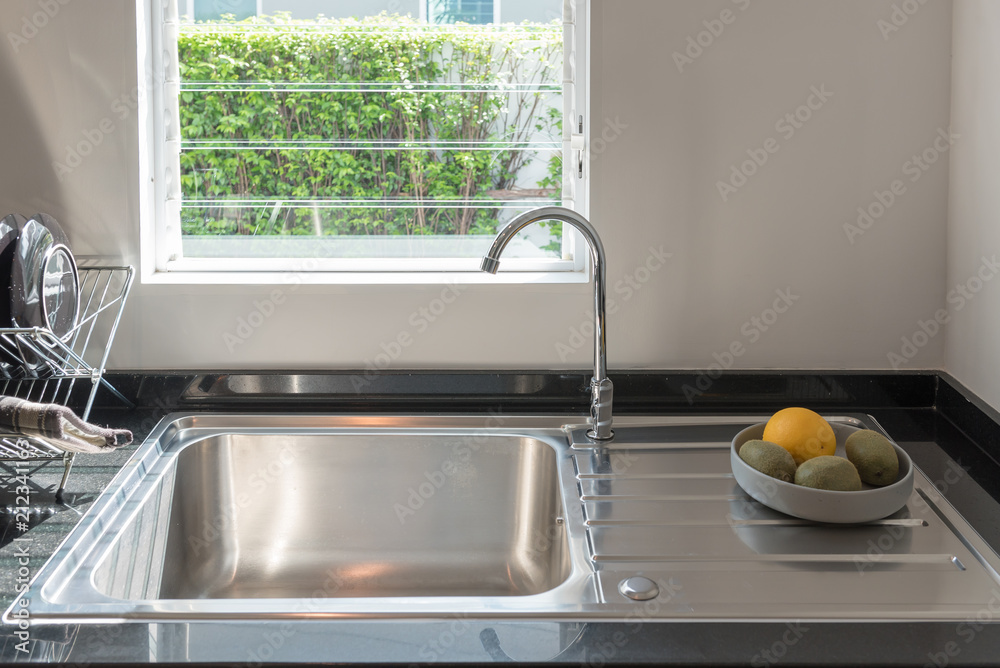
left=761, top=407, right=836, bottom=465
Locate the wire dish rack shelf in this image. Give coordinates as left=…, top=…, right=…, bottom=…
left=0, top=265, right=134, bottom=503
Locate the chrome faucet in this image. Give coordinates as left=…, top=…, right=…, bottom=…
left=481, top=206, right=613, bottom=440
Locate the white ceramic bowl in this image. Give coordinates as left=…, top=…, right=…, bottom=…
left=731, top=422, right=914, bottom=524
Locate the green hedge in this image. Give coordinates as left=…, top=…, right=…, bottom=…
left=178, top=14, right=562, bottom=237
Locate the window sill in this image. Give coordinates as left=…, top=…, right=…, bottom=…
left=139, top=268, right=591, bottom=286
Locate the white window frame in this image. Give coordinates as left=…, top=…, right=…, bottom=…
left=137, top=0, right=589, bottom=285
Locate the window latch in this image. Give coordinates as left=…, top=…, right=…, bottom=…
left=571, top=115, right=585, bottom=179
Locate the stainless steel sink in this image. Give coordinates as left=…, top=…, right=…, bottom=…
left=27, top=414, right=598, bottom=621
left=111, top=432, right=569, bottom=600
left=11, top=413, right=1000, bottom=623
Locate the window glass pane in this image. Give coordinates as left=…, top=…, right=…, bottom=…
left=193, top=0, right=258, bottom=21
left=427, top=0, right=494, bottom=25
left=176, top=1, right=567, bottom=264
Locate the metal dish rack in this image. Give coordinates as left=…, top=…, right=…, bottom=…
left=0, top=265, right=134, bottom=503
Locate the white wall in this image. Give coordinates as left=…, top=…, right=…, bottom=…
left=592, top=0, right=952, bottom=372
left=0, top=0, right=953, bottom=373
left=945, top=0, right=1000, bottom=411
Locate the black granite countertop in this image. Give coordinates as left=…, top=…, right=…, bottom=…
left=1, top=370, right=1000, bottom=667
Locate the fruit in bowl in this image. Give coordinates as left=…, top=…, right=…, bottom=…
left=762, top=407, right=836, bottom=464
left=738, top=439, right=797, bottom=483
left=794, top=455, right=862, bottom=491
left=845, top=429, right=899, bottom=486
left=730, top=415, right=915, bottom=524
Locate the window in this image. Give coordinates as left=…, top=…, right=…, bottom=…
left=188, top=0, right=260, bottom=22
left=424, top=0, right=498, bottom=25
left=143, top=0, right=587, bottom=278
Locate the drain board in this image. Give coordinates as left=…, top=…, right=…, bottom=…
left=570, top=419, right=1000, bottom=620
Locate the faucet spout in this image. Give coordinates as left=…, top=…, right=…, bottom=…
left=481, top=206, right=613, bottom=440
left=480, top=255, right=501, bottom=275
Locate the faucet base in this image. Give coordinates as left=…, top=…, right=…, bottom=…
left=587, top=378, right=614, bottom=441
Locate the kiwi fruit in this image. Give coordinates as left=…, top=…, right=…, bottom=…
left=845, top=430, right=899, bottom=487
left=739, top=439, right=797, bottom=483
left=794, top=455, right=862, bottom=491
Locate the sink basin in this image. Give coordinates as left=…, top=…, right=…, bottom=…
left=99, top=432, right=569, bottom=600
left=24, top=414, right=598, bottom=621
